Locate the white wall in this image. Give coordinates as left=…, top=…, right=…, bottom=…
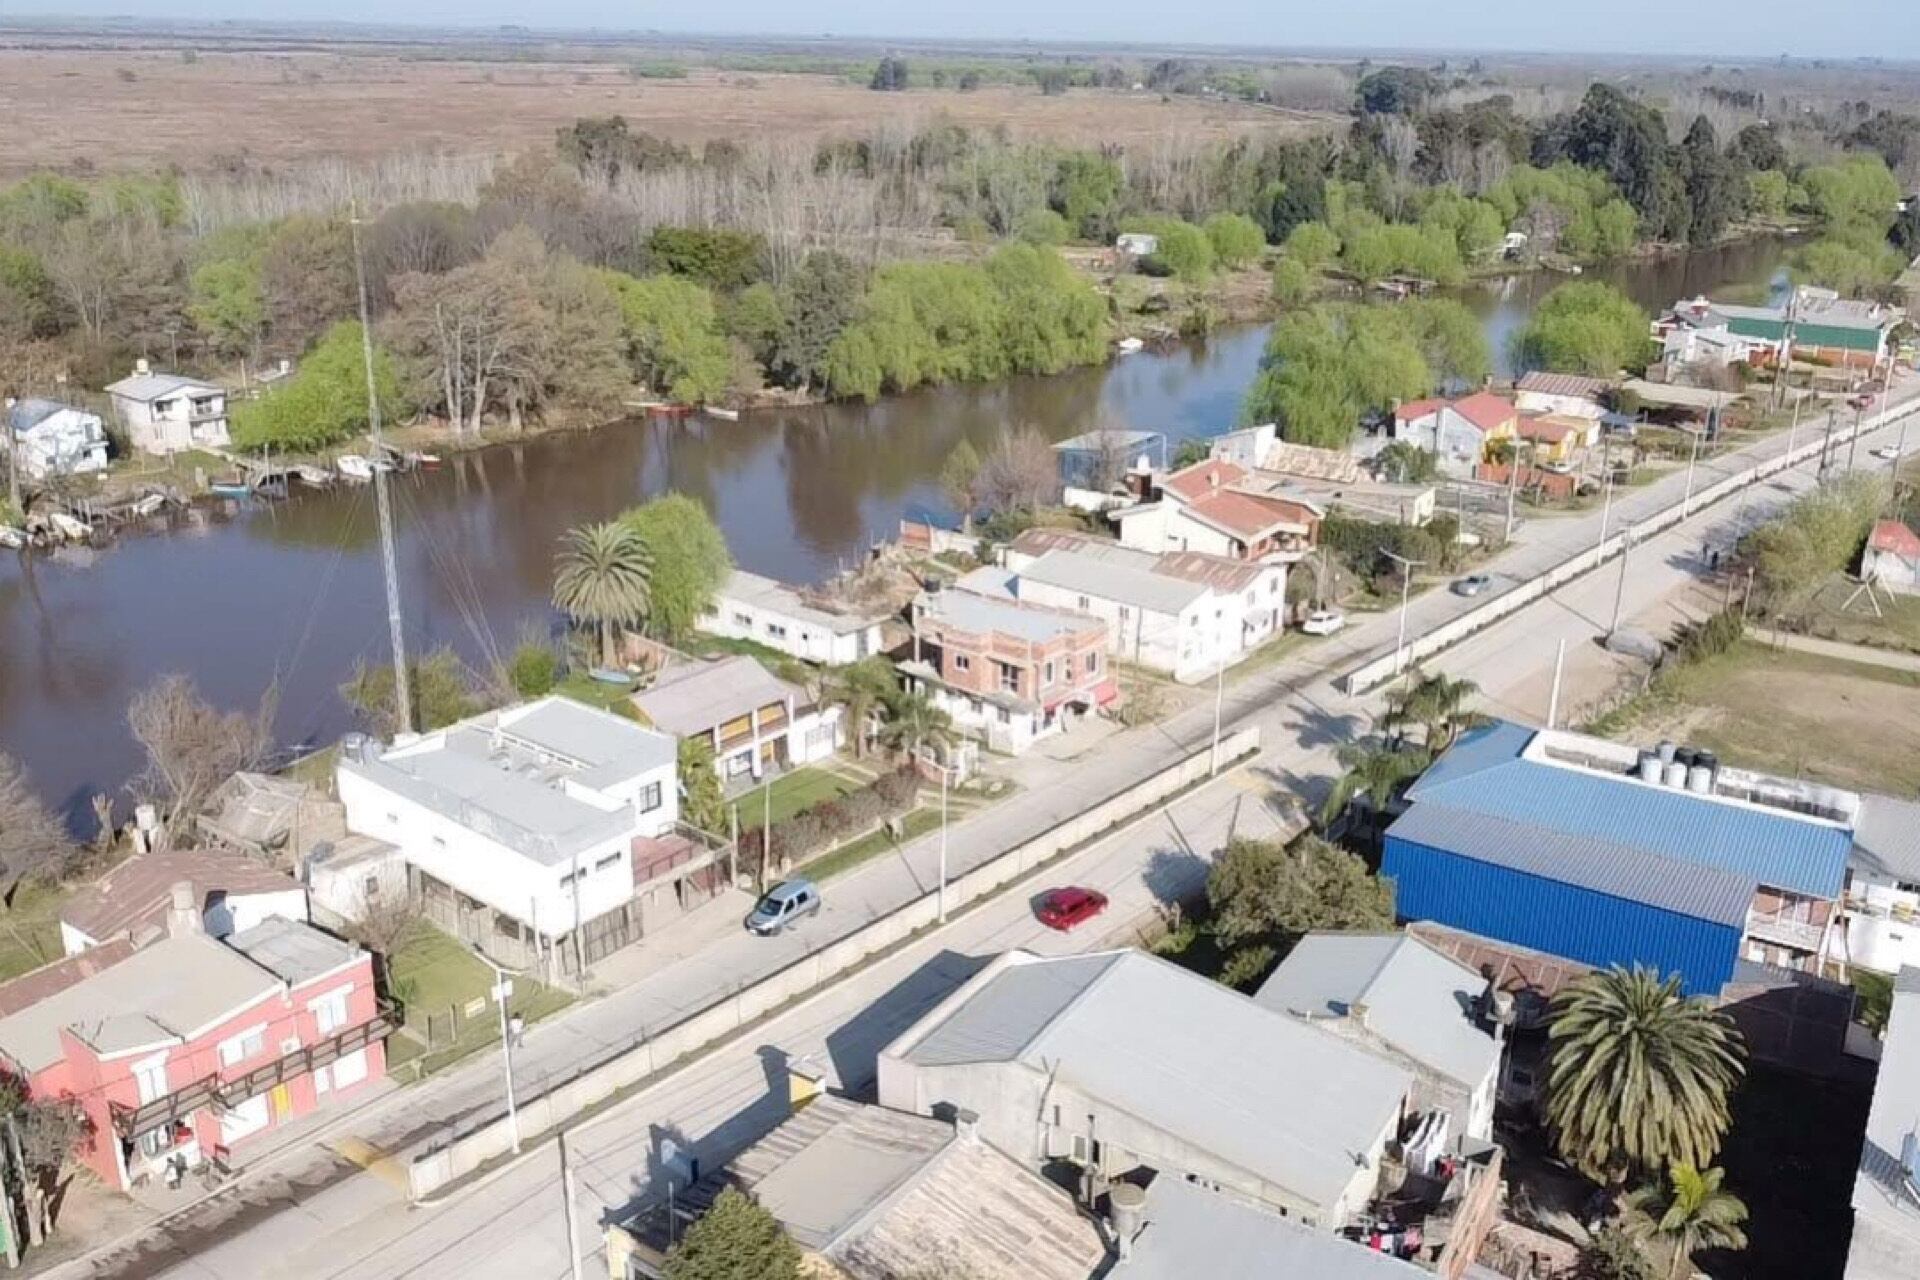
left=17, top=409, right=109, bottom=479
left=309, top=849, right=410, bottom=927
left=1516, top=391, right=1603, bottom=421
left=1434, top=410, right=1489, bottom=477
left=698, top=595, right=880, bottom=666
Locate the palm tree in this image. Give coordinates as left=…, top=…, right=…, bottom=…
left=1319, top=740, right=1429, bottom=834
left=1545, top=967, right=1746, bottom=1184
left=1383, top=669, right=1483, bottom=751
left=880, top=693, right=954, bottom=764
left=822, top=659, right=898, bottom=759
left=1626, top=1164, right=1749, bottom=1280
left=552, top=521, right=653, bottom=668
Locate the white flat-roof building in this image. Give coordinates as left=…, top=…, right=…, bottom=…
left=336, top=697, right=699, bottom=974
left=698, top=570, right=892, bottom=666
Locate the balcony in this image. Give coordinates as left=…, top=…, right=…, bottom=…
left=1745, top=909, right=1825, bottom=953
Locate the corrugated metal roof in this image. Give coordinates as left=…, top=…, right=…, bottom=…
left=1256, top=933, right=1500, bottom=1089
left=1123, top=1177, right=1426, bottom=1280
left=631, top=656, right=800, bottom=737
left=104, top=372, right=220, bottom=401
left=919, top=588, right=1102, bottom=646
left=1019, top=548, right=1207, bottom=615
left=904, top=952, right=1120, bottom=1066
left=1385, top=804, right=1756, bottom=926
left=1406, top=721, right=1850, bottom=901
left=1854, top=793, right=1920, bottom=885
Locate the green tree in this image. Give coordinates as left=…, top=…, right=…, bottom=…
left=1800, top=154, right=1901, bottom=235
left=645, top=226, right=765, bottom=291
left=342, top=649, right=482, bottom=736
left=1270, top=256, right=1312, bottom=306
left=1203, top=212, right=1266, bottom=269
left=1282, top=220, right=1340, bottom=271
left=1677, top=117, right=1740, bottom=244
left=984, top=244, right=1109, bottom=376
left=772, top=252, right=865, bottom=391
left=1553, top=84, right=1684, bottom=237
left=1575, top=1226, right=1659, bottom=1280
left=602, top=271, right=736, bottom=403
left=552, top=521, right=654, bottom=667
left=1546, top=966, right=1746, bottom=1182
left=188, top=254, right=265, bottom=358
left=231, top=321, right=406, bottom=451
left=0, top=244, right=63, bottom=339
left=723, top=282, right=787, bottom=367
left=1206, top=835, right=1397, bottom=987
left=822, top=658, right=899, bottom=759
left=663, top=1187, right=803, bottom=1280
left=677, top=736, right=727, bottom=834
left=1052, top=152, right=1124, bottom=241
left=1795, top=236, right=1901, bottom=297
left=1511, top=281, right=1650, bottom=376
left=1381, top=668, right=1481, bottom=750
left=869, top=57, right=909, bottom=92
left=1626, top=1164, right=1749, bottom=1280
left=621, top=494, right=732, bottom=642
left=1375, top=440, right=1438, bottom=484
left=260, top=215, right=357, bottom=356
left=1131, top=218, right=1215, bottom=281
left=1319, top=740, right=1429, bottom=832
left=504, top=639, right=559, bottom=697
left=1014, top=207, right=1070, bottom=246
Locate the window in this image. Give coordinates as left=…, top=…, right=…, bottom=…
left=766, top=623, right=788, bottom=640
left=561, top=870, right=576, bottom=889
left=1042, top=660, right=1056, bottom=685
left=1087, top=652, right=1100, bottom=674
left=133, top=1053, right=169, bottom=1106
left=1063, top=656, right=1074, bottom=680
left=996, top=662, right=1020, bottom=694
left=1078, top=595, right=1090, bottom=610
left=310, top=987, right=351, bottom=1036
left=431, top=835, right=446, bottom=849
left=595, top=852, right=622, bottom=872
left=997, top=708, right=1012, bottom=724
left=640, top=781, right=663, bottom=813
left=219, top=1026, right=266, bottom=1068
left=1070, top=1133, right=1089, bottom=1164
left=954, top=654, right=971, bottom=672
left=332, top=1047, right=368, bottom=1088
left=362, top=874, right=381, bottom=900
left=733, top=612, right=752, bottom=627
left=1118, top=606, right=1131, bottom=622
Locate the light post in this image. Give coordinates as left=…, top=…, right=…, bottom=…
left=937, top=757, right=950, bottom=923
left=1382, top=550, right=1426, bottom=681
left=1609, top=523, right=1637, bottom=635
left=1680, top=423, right=1702, bottom=518
left=1596, top=435, right=1617, bottom=569
left=1207, top=641, right=1226, bottom=777
left=1502, top=435, right=1528, bottom=543
left=470, top=945, right=523, bottom=1154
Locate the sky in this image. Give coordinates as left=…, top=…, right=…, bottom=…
left=15, top=1, right=1920, bottom=60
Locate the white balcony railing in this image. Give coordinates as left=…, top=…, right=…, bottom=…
left=1745, top=910, right=1825, bottom=952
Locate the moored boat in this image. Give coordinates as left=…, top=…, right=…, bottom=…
left=336, top=454, right=375, bottom=482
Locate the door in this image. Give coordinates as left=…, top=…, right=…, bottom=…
left=220, top=1094, right=269, bottom=1144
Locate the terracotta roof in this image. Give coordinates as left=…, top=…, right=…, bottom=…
left=1153, top=551, right=1267, bottom=593
left=1009, top=527, right=1100, bottom=558
left=1392, top=398, right=1445, bottom=422
left=1516, top=413, right=1583, bottom=445
left=0, top=939, right=137, bottom=1019
left=1183, top=490, right=1312, bottom=540
left=1162, top=459, right=1250, bottom=504
left=62, top=849, right=303, bottom=945
left=1871, top=520, right=1920, bottom=561
left=1516, top=371, right=1613, bottom=400
left=1448, top=391, right=1517, bottom=433
left=1257, top=441, right=1365, bottom=484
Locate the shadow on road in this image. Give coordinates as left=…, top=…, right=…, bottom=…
left=822, top=949, right=989, bottom=1095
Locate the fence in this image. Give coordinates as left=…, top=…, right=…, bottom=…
left=405, top=724, right=1261, bottom=1200
left=1337, top=397, right=1920, bottom=694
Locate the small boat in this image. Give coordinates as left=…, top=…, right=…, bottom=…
left=128, top=494, right=167, bottom=519
left=336, top=455, right=374, bottom=482
left=588, top=667, right=634, bottom=686
left=295, top=465, right=336, bottom=487
left=410, top=452, right=444, bottom=469
left=252, top=477, right=288, bottom=500
left=46, top=511, right=91, bottom=542
left=209, top=478, right=253, bottom=500
left=1115, top=337, right=1145, bottom=356
left=0, top=526, right=25, bottom=550
left=705, top=407, right=741, bottom=422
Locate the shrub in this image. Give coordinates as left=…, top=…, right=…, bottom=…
left=506, top=642, right=559, bottom=697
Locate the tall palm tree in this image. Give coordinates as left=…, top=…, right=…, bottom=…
left=1383, top=669, right=1483, bottom=751
left=822, top=659, right=898, bottom=759
left=552, top=521, right=653, bottom=668
left=1545, top=967, right=1746, bottom=1183
left=1626, top=1164, right=1749, bottom=1280
left=1319, top=740, right=1429, bottom=833
left=880, top=693, right=954, bottom=764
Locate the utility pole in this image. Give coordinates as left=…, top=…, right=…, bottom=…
left=1596, top=434, right=1617, bottom=568
left=1502, top=436, right=1525, bottom=542
left=558, top=1130, right=585, bottom=1280
left=1547, top=638, right=1566, bottom=730
left=471, top=946, right=522, bottom=1154
left=1680, top=425, right=1702, bottom=518
left=350, top=203, right=412, bottom=733
left=936, top=757, right=951, bottom=923
left=1609, top=524, right=1636, bottom=634
left=1207, top=645, right=1226, bottom=776
left=1383, top=551, right=1426, bottom=681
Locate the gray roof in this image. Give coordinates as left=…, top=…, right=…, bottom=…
left=7, top=398, right=78, bottom=433
left=632, top=656, right=801, bottom=738
left=918, top=588, right=1100, bottom=646
left=227, top=917, right=363, bottom=987
left=1019, top=547, right=1207, bottom=616
left=1123, top=1176, right=1426, bottom=1280
left=717, top=570, right=891, bottom=635
left=0, top=932, right=280, bottom=1073
left=1387, top=797, right=1757, bottom=927
left=1855, top=794, right=1920, bottom=885
left=1255, top=933, right=1499, bottom=1089
left=494, top=695, right=677, bottom=787
left=104, top=371, right=220, bottom=401
left=1853, top=969, right=1920, bottom=1250
left=896, top=950, right=1412, bottom=1214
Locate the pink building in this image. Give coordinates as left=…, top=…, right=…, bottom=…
left=0, top=897, right=388, bottom=1191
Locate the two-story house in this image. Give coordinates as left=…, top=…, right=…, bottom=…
left=6, top=398, right=110, bottom=480
left=105, top=361, right=230, bottom=455
left=1390, top=392, right=1517, bottom=478
left=631, top=655, right=843, bottom=783
left=1112, top=458, right=1321, bottom=563
left=0, top=898, right=387, bottom=1193
left=900, top=587, right=1111, bottom=755
left=335, top=696, right=704, bottom=975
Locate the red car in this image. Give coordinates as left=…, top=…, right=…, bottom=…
left=1036, top=887, right=1109, bottom=931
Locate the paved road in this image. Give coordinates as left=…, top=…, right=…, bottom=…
left=50, top=380, right=1920, bottom=1279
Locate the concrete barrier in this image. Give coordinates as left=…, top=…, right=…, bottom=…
left=407, top=725, right=1261, bottom=1200
left=1337, top=398, right=1920, bottom=694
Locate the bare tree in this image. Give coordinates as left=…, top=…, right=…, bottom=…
left=343, top=892, right=426, bottom=960
left=0, top=753, right=75, bottom=907
left=975, top=426, right=1059, bottom=514
left=127, top=675, right=276, bottom=836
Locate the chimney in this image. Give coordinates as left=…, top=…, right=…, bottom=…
left=167, top=881, right=202, bottom=937
left=954, top=1108, right=981, bottom=1145
left=134, top=357, right=152, bottom=377
left=132, top=804, right=159, bottom=855
left=1348, top=1000, right=1370, bottom=1028
left=1108, top=1182, right=1147, bottom=1263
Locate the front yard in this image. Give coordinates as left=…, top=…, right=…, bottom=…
left=0, top=879, right=72, bottom=983
left=382, top=925, right=574, bottom=1078
left=737, top=765, right=862, bottom=831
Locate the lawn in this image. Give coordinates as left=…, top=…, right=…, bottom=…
left=383, top=925, right=573, bottom=1076
left=738, top=766, right=859, bottom=831
left=1777, top=576, right=1920, bottom=655
left=1609, top=640, right=1920, bottom=795
left=0, top=879, right=72, bottom=983
left=553, top=671, right=641, bottom=717
left=804, top=806, right=945, bottom=883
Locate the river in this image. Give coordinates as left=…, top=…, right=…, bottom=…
left=0, top=237, right=1794, bottom=826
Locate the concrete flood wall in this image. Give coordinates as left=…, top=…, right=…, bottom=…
left=407, top=725, right=1262, bottom=1201
left=1337, top=399, right=1920, bottom=694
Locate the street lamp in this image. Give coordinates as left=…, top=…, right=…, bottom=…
left=1595, top=435, right=1618, bottom=569
left=1680, top=423, right=1702, bottom=519
left=922, top=751, right=959, bottom=924
left=1609, top=522, right=1637, bottom=635
left=470, top=945, right=524, bottom=1154
left=1382, top=550, right=1427, bottom=682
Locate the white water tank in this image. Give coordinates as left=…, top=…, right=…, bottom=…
left=1664, top=761, right=1689, bottom=789
left=1688, top=763, right=1714, bottom=793
left=1637, top=751, right=1662, bottom=784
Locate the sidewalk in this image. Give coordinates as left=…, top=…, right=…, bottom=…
left=1767, top=630, right=1920, bottom=673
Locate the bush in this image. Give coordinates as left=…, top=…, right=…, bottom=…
left=1127, top=217, right=1215, bottom=281
left=1015, top=207, right=1070, bottom=246
left=1203, top=212, right=1266, bottom=269
left=506, top=642, right=558, bottom=697
left=1270, top=256, right=1312, bottom=306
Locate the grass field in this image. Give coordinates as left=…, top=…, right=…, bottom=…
left=0, top=880, right=71, bottom=983
left=738, top=766, right=860, bottom=831
left=1612, top=640, right=1920, bottom=795
left=384, top=926, right=573, bottom=1075
left=1779, top=577, right=1920, bottom=654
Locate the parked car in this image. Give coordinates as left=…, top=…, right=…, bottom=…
left=1452, top=574, right=1492, bottom=597
left=745, top=879, right=822, bottom=935
left=1300, top=609, right=1346, bottom=636
left=1036, top=886, right=1109, bottom=932
left=1850, top=393, right=1876, bottom=411
left=1872, top=446, right=1901, bottom=462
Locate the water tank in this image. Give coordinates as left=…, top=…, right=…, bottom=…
left=341, top=732, right=371, bottom=764
left=1657, top=740, right=1678, bottom=765
left=1109, top=1182, right=1147, bottom=1243
left=1696, top=751, right=1719, bottom=788
left=1664, top=761, right=1689, bottom=789
left=1687, top=763, right=1713, bottom=793
left=1675, top=747, right=1698, bottom=770
left=1637, top=751, right=1662, bottom=784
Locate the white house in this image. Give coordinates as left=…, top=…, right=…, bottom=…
left=1115, top=232, right=1159, bottom=258
left=1861, top=521, right=1920, bottom=594
left=6, top=398, right=109, bottom=480
left=1113, top=458, right=1320, bottom=563
left=1002, top=529, right=1285, bottom=684
left=1388, top=392, right=1517, bottom=479
left=105, top=362, right=229, bottom=455
left=631, top=655, right=843, bottom=782
left=335, top=696, right=697, bottom=975
left=698, top=570, right=891, bottom=666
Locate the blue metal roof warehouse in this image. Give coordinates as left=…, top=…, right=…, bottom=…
left=1382, top=720, right=1856, bottom=994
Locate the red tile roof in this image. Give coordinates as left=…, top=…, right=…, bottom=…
left=1871, top=519, right=1920, bottom=561
left=1392, top=398, right=1445, bottom=422
left=1184, top=490, right=1312, bottom=540
left=62, top=849, right=303, bottom=945
left=1517, top=414, right=1581, bottom=445
left=1162, top=459, right=1250, bottom=504
left=1449, top=391, right=1518, bottom=433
